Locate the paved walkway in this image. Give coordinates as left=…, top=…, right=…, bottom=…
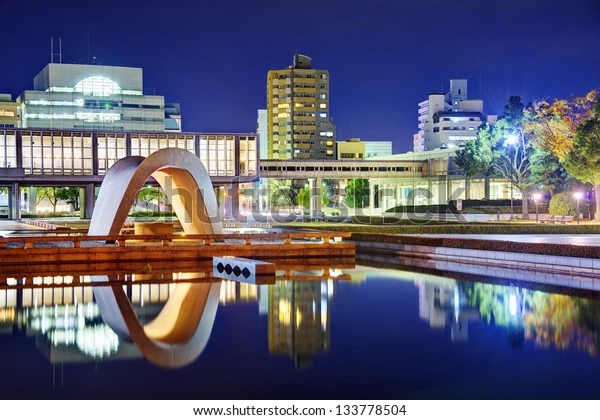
left=405, top=234, right=600, bottom=246
left=0, top=220, right=44, bottom=236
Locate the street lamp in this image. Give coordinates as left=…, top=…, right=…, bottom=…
left=506, top=134, right=518, bottom=221
left=574, top=191, right=583, bottom=224
left=533, top=192, right=542, bottom=223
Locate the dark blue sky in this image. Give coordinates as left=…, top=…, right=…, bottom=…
left=1, top=0, right=599, bottom=153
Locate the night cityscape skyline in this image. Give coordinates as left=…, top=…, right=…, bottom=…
left=1, top=0, right=599, bottom=153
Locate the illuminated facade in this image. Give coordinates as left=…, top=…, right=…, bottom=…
left=266, top=54, right=336, bottom=160
left=17, top=63, right=178, bottom=132
left=0, top=94, right=19, bottom=129
left=0, top=128, right=258, bottom=219
left=414, top=79, right=497, bottom=152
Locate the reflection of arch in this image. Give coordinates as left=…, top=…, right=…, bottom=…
left=89, top=148, right=222, bottom=236
left=90, top=148, right=224, bottom=367
left=74, top=76, right=123, bottom=96
left=92, top=275, right=221, bottom=368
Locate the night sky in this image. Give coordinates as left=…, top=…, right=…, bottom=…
left=1, top=0, right=599, bottom=153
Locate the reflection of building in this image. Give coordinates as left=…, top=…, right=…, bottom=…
left=416, top=280, right=479, bottom=342
left=18, top=63, right=178, bottom=132
left=268, top=280, right=335, bottom=368
left=266, top=54, right=336, bottom=160
left=0, top=279, right=179, bottom=364
left=219, top=281, right=258, bottom=305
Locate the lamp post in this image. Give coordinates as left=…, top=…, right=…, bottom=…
left=574, top=192, right=583, bottom=224
left=506, top=134, right=518, bottom=221
left=533, top=192, right=542, bottom=223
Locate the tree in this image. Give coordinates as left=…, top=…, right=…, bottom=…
left=563, top=100, right=600, bottom=221
left=36, top=187, right=60, bottom=213
left=55, top=187, right=81, bottom=211
left=345, top=179, right=369, bottom=208
left=548, top=192, right=577, bottom=216
left=136, top=186, right=164, bottom=211
left=296, top=186, right=310, bottom=209
left=528, top=147, right=572, bottom=197
left=455, top=97, right=541, bottom=219
left=525, top=90, right=598, bottom=160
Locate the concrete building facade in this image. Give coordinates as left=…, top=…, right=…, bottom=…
left=257, top=109, right=268, bottom=159
left=0, top=94, right=20, bottom=129
left=17, top=63, right=179, bottom=132
left=266, top=54, right=336, bottom=160
left=414, top=79, right=493, bottom=152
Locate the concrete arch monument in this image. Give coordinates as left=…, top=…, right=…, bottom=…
left=90, top=148, right=224, bottom=367
left=89, top=147, right=222, bottom=236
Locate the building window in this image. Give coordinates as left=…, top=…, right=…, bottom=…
left=319, top=93, right=327, bottom=99
left=319, top=112, right=327, bottom=118
left=319, top=103, right=327, bottom=109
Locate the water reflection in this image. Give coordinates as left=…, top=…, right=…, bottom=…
left=2, top=264, right=600, bottom=375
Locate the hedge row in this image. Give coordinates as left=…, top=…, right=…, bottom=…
left=350, top=232, right=600, bottom=260
left=288, top=223, right=600, bottom=235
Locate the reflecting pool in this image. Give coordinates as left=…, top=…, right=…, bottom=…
left=1, top=262, right=600, bottom=399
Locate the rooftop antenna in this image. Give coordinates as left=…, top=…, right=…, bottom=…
left=50, top=37, right=62, bottom=63
left=93, top=56, right=96, bottom=65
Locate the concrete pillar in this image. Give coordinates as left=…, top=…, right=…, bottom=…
left=26, top=187, right=36, bottom=214
left=465, top=177, right=471, bottom=200
left=309, top=178, right=322, bottom=219
left=369, top=182, right=375, bottom=213
left=484, top=176, right=491, bottom=200
left=231, top=182, right=240, bottom=221
left=8, top=182, right=20, bottom=220
left=83, top=183, right=95, bottom=219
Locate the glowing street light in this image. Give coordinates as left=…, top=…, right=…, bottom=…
left=533, top=192, right=542, bottom=223
left=574, top=191, right=584, bottom=224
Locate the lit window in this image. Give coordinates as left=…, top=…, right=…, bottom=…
left=319, top=93, right=327, bottom=99
left=319, top=112, right=327, bottom=118
left=320, top=74, right=328, bottom=80
left=319, top=131, right=327, bottom=136
left=278, top=112, right=289, bottom=118
left=73, top=76, right=122, bottom=97
left=319, top=103, right=327, bottom=109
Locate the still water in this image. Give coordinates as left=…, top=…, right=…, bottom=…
left=1, top=263, right=600, bottom=400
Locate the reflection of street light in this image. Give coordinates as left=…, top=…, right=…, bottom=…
left=506, top=134, right=518, bottom=221
left=533, top=192, right=542, bottom=223
left=574, top=191, right=583, bottom=224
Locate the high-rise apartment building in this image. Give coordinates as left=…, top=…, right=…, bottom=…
left=266, top=54, right=336, bottom=160
left=413, top=79, right=489, bottom=152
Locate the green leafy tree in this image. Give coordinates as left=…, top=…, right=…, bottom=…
left=296, top=186, right=310, bottom=208
left=548, top=192, right=577, bottom=216
left=455, top=97, right=543, bottom=219
left=55, top=187, right=81, bottom=211
left=36, top=187, right=59, bottom=213
left=345, top=179, right=369, bottom=208
left=268, top=179, right=297, bottom=209
left=136, top=186, right=164, bottom=210
left=563, top=100, right=600, bottom=221
left=528, top=147, right=572, bottom=197
left=296, top=180, right=335, bottom=209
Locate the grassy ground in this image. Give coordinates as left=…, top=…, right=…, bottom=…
left=279, top=220, right=600, bottom=235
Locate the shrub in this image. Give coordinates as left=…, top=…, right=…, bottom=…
left=549, top=192, right=577, bottom=216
